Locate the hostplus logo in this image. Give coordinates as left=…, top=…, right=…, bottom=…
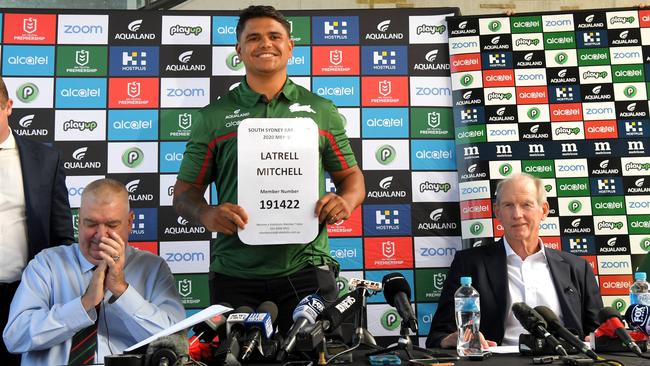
left=373, top=50, right=396, bottom=69
left=625, top=121, right=643, bottom=135
left=324, top=20, right=348, bottom=39
left=376, top=209, right=399, bottom=227
left=122, top=51, right=148, bottom=70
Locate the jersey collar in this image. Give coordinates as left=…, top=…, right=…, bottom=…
left=235, top=77, right=299, bottom=107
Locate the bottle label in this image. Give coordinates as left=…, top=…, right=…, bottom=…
left=632, top=293, right=650, bottom=306
left=455, top=297, right=479, bottom=312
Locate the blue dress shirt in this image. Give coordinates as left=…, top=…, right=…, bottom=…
left=2, top=243, right=185, bottom=365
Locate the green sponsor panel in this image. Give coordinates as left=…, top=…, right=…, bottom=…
left=628, top=215, right=650, bottom=234
left=175, top=274, right=210, bottom=309
left=160, top=109, right=200, bottom=140
left=410, top=107, right=454, bottom=138
left=611, top=64, right=645, bottom=83
left=544, top=32, right=576, bottom=50
left=521, top=159, right=555, bottom=178
left=510, top=16, right=542, bottom=33
left=56, top=46, right=107, bottom=76
left=577, top=48, right=610, bottom=66
left=287, top=16, right=310, bottom=45
left=455, top=124, right=486, bottom=144
left=415, top=268, right=449, bottom=302
left=72, top=208, right=79, bottom=241
left=592, top=196, right=626, bottom=216
left=556, top=178, right=590, bottom=197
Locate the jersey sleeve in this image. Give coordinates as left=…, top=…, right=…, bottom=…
left=321, top=102, right=357, bottom=172
left=177, top=110, right=216, bottom=185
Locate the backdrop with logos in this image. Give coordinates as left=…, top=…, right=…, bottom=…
left=448, top=7, right=650, bottom=317
left=2, top=7, right=461, bottom=345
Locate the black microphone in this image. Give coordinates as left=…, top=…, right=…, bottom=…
left=317, top=287, right=364, bottom=332
left=624, top=304, right=650, bottom=335
left=240, top=301, right=278, bottom=360
left=598, top=307, right=643, bottom=356
left=382, top=272, right=417, bottom=333
left=511, top=302, right=568, bottom=356
left=534, top=305, right=598, bottom=360
left=145, top=331, right=189, bottom=366
left=221, top=305, right=254, bottom=362
left=277, top=294, right=325, bottom=361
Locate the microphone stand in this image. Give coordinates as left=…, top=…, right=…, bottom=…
left=352, top=286, right=381, bottom=350
left=365, top=320, right=439, bottom=360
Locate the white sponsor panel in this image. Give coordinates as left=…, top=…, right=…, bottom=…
left=479, top=17, right=511, bottom=34
left=606, top=11, right=639, bottom=29
left=55, top=110, right=106, bottom=141
left=558, top=197, right=592, bottom=216
left=486, top=123, right=520, bottom=142
left=448, top=36, right=480, bottom=55
left=409, top=76, right=452, bottom=107
left=212, top=46, right=246, bottom=76
left=408, top=14, right=451, bottom=44
left=367, top=304, right=413, bottom=336
left=517, top=104, right=550, bottom=123
left=621, top=157, right=650, bottom=176
left=414, top=236, right=462, bottom=268
left=630, top=235, right=650, bottom=255
left=161, top=15, right=211, bottom=44
left=291, top=76, right=310, bottom=91
left=362, top=139, right=409, bottom=170
left=597, top=255, right=632, bottom=275
left=488, top=160, right=521, bottom=179
left=159, top=241, right=210, bottom=273
left=337, top=271, right=364, bottom=294
left=541, top=14, right=575, bottom=32
left=641, top=28, right=650, bottom=45
left=484, top=87, right=516, bottom=106
left=159, top=174, right=209, bottom=206
left=411, top=171, right=459, bottom=202
left=625, top=196, right=650, bottom=215
left=554, top=158, right=589, bottom=178
left=538, top=216, right=561, bottom=236
left=552, top=122, right=585, bottom=141
left=66, top=175, right=105, bottom=208
left=609, top=46, right=643, bottom=65
left=514, top=68, right=547, bottom=86
left=5, top=77, right=54, bottom=108
left=545, top=49, right=578, bottom=68
left=461, top=218, right=493, bottom=238
left=451, top=71, right=482, bottom=90
left=582, top=101, right=616, bottom=121
left=57, top=14, right=109, bottom=44
left=594, top=216, right=629, bottom=235
left=458, top=180, right=491, bottom=200
left=512, top=33, right=544, bottom=51
left=107, top=142, right=158, bottom=173
left=613, top=82, right=647, bottom=101
left=579, top=65, right=613, bottom=84
left=339, top=108, right=360, bottom=138
left=160, top=77, right=210, bottom=108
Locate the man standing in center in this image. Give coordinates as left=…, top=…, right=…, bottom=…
left=174, top=5, right=365, bottom=333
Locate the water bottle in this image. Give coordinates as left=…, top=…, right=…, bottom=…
left=630, top=272, right=650, bottom=306
left=454, top=276, right=482, bottom=357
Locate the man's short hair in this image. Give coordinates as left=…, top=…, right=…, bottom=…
left=494, top=173, right=547, bottom=206
left=236, top=5, right=291, bottom=41
left=0, top=77, right=9, bottom=108
left=81, top=178, right=130, bottom=211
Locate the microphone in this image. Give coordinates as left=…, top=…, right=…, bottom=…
left=277, top=294, right=326, bottom=361
left=221, top=305, right=254, bottom=363
left=145, top=331, right=189, bottom=366
left=240, top=301, right=278, bottom=360
left=317, top=287, right=364, bottom=332
left=625, top=304, right=650, bottom=335
left=511, top=302, right=568, bottom=356
left=191, top=303, right=231, bottom=342
left=597, top=307, right=643, bottom=355
left=382, top=272, right=417, bottom=333
left=534, top=305, right=598, bottom=360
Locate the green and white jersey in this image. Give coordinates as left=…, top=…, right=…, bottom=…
left=178, top=78, right=357, bottom=279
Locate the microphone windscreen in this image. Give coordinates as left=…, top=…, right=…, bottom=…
left=598, top=307, right=622, bottom=323
left=382, top=272, right=411, bottom=307
left=534, top=305, right=562, bottom=329
left=624, top=304, right=650, bottom=333
left=145, top=330, right=189, bottom=358
left=256, top=301, right=279, bottom=323
left=234, top=305, right=255, bottom=314
left=512, top=302, right=546, bottom=331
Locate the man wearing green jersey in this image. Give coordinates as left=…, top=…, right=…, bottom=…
left=173, top=5, right=365, bottom=333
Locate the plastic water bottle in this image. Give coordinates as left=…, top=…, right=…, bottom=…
left=454, top=276, right=482, bottom=357
left=630, top=272, right=650, bottom=306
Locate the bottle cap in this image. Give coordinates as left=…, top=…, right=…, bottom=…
left=635, top=272, right=647, bottom=281
left=460, top=276, right=472, bottom=286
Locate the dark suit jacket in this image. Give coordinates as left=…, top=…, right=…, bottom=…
left=14, top=134, right=74, bottom=260
left=425, top=241, right=602, bottom=347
